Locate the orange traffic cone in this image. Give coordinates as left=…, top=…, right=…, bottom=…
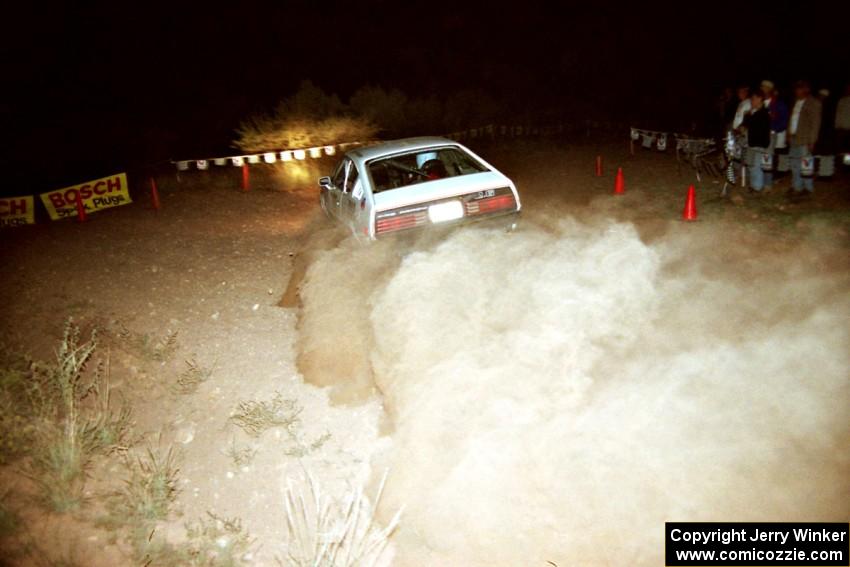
left=75, top=191, right=87, bottom=222
left=682, top=185, right=697, bottom=221
left=150, top=177, right=161, bottom=211
left=595, top=155, right=603, bottom=177
left=241, top=163, right=250, bottom=192
left=613, top=167, right=625, bottom=194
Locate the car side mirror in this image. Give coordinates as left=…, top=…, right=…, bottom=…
left=318, top=176, right=332, bottom=189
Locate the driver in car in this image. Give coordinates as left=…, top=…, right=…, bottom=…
left=417, top=151, right=448, bottom=180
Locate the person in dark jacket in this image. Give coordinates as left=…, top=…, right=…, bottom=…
left=761, top=80, right=788, bottom=188
left=745, top=91, right=772, bottom=192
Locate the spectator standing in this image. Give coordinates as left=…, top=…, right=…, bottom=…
left=725, top=85, right=751, bottom=185
left=732, top=85, right=752, bottom=131
left=745, top=91, right=772, bottom=193
left=816, top=89, right=836, bottom=154
left=761, top=80, right=788, bottom=190
left=836, top=83, right=850, bottom=170
left=788, top=80, right=822, bottom=196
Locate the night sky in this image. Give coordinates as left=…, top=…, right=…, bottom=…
left=3, top=0, right=848, bottom=195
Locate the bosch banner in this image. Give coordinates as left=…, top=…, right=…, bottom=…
left=0, top=195, right=36, bottom=228
left=40, top=173, right=131, bottom=220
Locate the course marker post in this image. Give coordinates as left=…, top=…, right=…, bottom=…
left=150, top=177, right=161, bottom=211
left=242, top=164, right=250, bottom=192
left=682, top=185, right=697, bottom=221
left=75, top=190, right=87, bottom=222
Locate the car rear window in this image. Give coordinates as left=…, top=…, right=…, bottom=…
left=368, top=147, right=488, bottom=194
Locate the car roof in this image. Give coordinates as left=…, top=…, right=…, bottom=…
left=345, top=136, right=460, bottom=166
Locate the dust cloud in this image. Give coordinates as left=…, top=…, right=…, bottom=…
left=295, top=215, right=850, bottom=566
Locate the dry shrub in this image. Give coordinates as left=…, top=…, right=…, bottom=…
left=114, top=323, right=179, bottom=363
left=234, top=80, right=504, bottom=153
left=23, top=319, right=131, bottom=512
left=109, top=444, right=180, bottom=523
left=229, top=393, right=330, bottom=458
left=234, top=81, right=377, bottom=153
left=173, top=358, right=214, bottom=395
left=236, top=116, right=378, bottom=154
left=230, top=393, right=302, bottom=438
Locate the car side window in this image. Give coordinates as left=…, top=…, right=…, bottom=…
left=342, top=161, right=358, bottom=193
left=331, top=159, right=348, bottom=188
left=331, top=159, right=358, bottom=193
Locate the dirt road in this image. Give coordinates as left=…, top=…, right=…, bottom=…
left=1, top=140, right=847, bottom=566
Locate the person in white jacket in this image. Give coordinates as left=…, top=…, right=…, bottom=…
left=732, top=85, right=752, bottom=131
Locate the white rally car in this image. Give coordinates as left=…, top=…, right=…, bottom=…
left=318, top=137, right=521, bottom=239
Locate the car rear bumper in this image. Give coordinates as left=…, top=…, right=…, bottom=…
left=373, top=209, right=520, bottom=240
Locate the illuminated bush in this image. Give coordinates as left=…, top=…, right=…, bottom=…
left=234, top=80, right=505, bottom=153
left=234, top=81, right=378, bottom=152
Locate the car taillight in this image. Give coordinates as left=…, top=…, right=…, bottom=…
left=375, top=188, right=516, bottom=237
left=465, top=193, right=516, bottom=216
left=375, top=210, right=428, bottom=234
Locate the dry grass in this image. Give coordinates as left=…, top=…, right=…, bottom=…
left=115, top=323, right=179, bottom=363
left=23, top=320, right=131, bottom=512
left=184, top=513, right=255, bottom=566
left=173, top=358, right=215, bottom=395
left=230, top=393, right=331, bottom=458
left=0, top=321, right=256, bottom=566
left=130, top=513, right=253, bottom=567
left=284, top=431, right=332, bottom=458
left=230, top=393, right=302, bottom=438
left=101, top=442, right=252, bottom=567
left=106, top=444, right=180, bottom=524
left=224, top=438, right=257, bottom=468
left=281, top=470, right=401, bottom=567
